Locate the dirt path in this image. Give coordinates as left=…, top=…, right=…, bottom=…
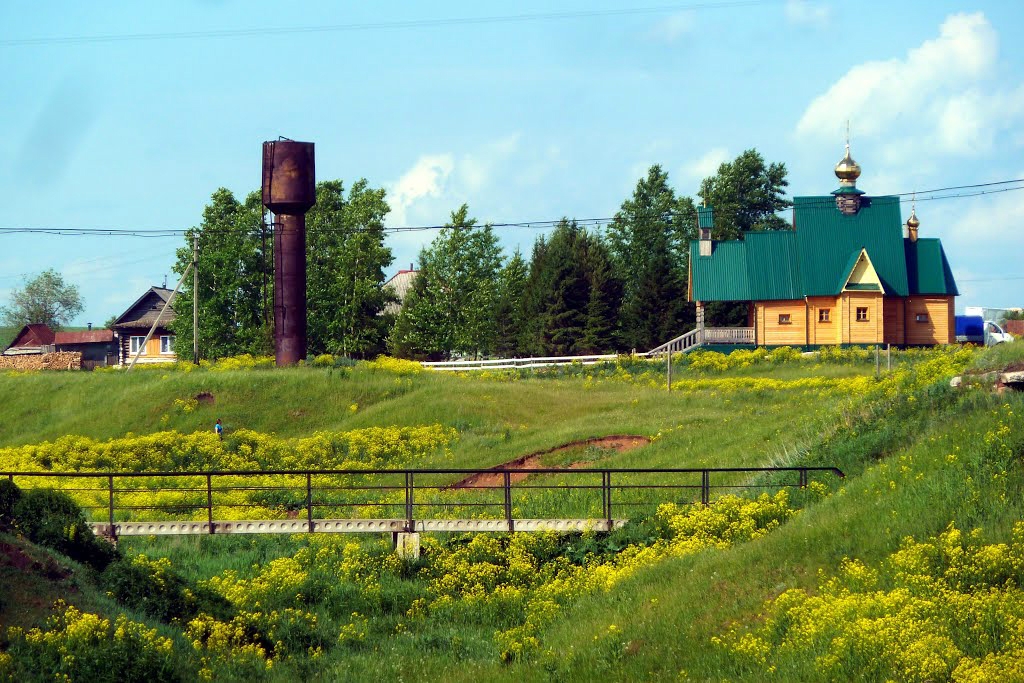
left=450, top=435, right=651, bottom=489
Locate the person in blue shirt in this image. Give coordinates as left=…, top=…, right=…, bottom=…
left=215, top=418, right=223, bottom=440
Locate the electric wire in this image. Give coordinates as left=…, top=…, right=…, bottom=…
left=2, top=178, right=1023, bottom=238
left=0, top=2, right=773, bottom=48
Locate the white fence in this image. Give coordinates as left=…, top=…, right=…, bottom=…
left=422, top=327, right=758, bottom=372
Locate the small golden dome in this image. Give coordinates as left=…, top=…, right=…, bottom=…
left=834, top=144, right=861, bottom=182
left=907, top=207, right=920, bottom=229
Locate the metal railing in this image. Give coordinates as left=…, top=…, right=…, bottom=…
left=2, top=466, right=844, bottom=538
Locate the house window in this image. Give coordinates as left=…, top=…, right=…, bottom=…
left=778, top=313, right=792, bottom=325
left=915, top=313, right=929, bottom=323
left=818, top=308, right=831, bottom=323
left=160, top=335, right=175, bottom=354
left=856, top=307, right=869, bottom=322
left=130, top=336, right=146, bottom=355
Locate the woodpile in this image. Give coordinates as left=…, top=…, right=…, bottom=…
left=0, top=352, right=82, bottom=371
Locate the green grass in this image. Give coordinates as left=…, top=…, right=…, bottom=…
left=3, top=347, right=1021, bottom=681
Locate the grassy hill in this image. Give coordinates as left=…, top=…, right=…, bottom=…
left=0, top=346, right=1022, bottom=681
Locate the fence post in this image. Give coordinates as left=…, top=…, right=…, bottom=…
left=701, top=470, right=710, bottom=506
left=875, top=345, right=880, bottom=377
left=666, top=346, right=671, bottom=392
left=405, top=471, right=414, bottom=533
left=504, top=471, right=513, bottom=533
left=887, top=344, right=891, bottom=371
left=799, top=468, right=808, bottom=489
left=107, top=475, right=116, bottom=539
left=306, top=472, right=313, bottom=533
left=603, top=471, right=613, bottom=529
left=206, top=474, right=214, bottom=534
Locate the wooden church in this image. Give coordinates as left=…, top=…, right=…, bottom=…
left=688, top=145, right=958, bottom=346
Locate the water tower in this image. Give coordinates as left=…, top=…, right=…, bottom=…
left=261, top=140, right=316, bottom=366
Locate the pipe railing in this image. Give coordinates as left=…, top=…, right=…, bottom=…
left=2, top=466, right=844, bottom=538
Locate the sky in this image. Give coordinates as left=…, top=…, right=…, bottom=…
left=2, top=0, right=1023, bottom=327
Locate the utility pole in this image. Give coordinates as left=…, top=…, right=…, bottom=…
left=193, top=233, right=199, bottom=365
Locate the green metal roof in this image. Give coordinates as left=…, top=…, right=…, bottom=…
left=690, top=196, right=958, bottom=303
left=743, top=231, right=803, bottom=300
left=690, top=240, right=750, bottom=301
left=905, top=238, right=959, bottom=296
left=844, top=283, right=881, bottom=291
left=793, top=195, right=910, bottom=297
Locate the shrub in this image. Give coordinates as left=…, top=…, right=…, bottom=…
left=13, top=489, right=117, bottom=570
left=0, top=601, right=182, bottom=683
left=0, top=478, right=20, bottom=528
left=102, top=554, right=233, bottom=624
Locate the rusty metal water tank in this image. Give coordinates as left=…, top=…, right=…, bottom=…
left=262, top=140, right=316, bottom=214
left=262, top=139, right=316, bottom=367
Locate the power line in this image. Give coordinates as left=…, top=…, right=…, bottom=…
left=0, top=1, right=772, bottom=47
left=2, top=178, right=1023, bottom=239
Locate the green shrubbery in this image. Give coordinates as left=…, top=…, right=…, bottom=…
left=11, top=488, right=116, bottom=570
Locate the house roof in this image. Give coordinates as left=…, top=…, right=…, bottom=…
left=112, top=287, right=177, bottom=329
left=7, top=323, right=55, bottom=348
left=905, top=238, right=959, bottom=296
left=690, top=194, right=957, bottom=302
left=54, top=330, right=115, bottom=345
left=382, top=270, right=418, bottom=316
left=793, top=195, right=909, bottom=297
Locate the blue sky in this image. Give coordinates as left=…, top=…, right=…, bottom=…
left=2, top=0, right=1022, bottom=327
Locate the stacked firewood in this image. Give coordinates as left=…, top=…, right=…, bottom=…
left=0, top=352, right=82, bottom=371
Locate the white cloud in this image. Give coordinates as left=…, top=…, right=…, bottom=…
left=796, top=12, right=999, bottom=143
left=648, top=11, right=696, bottom=43
left=681, top=147, right=730, bottom=184
left=387, top=154, right=454, bottom=227
left=457, top=134, right=520, bottom=193
left=785, top=0, right=831, bottom=27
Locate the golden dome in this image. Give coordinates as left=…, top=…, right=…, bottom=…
left=907, top=207, right=920, bottom=229
left=834, top=144, right=862, bottom=183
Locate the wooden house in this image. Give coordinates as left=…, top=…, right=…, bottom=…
left=2, top=323, right=56, bottom=356
left=54, top=329, right=117, bottom=369
left=111, top=286, right=178, bottom=365
left=688, top=146, right=958, bottom=347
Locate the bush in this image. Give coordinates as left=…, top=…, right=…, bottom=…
left=0, top=601, right=183, bottom=683
left=102, top=554, right=233, bottom=624
left=13, top=489, right=117, bottom=570
left=0, top=478, right=20, bottom=528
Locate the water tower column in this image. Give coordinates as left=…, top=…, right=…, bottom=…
left=261, top=140, right=316, bottom=367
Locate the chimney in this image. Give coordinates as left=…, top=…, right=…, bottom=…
left=698, top=206, right=714, bottom=256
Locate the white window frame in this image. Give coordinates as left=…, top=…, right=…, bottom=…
left=130, top=336, right=147, bottom=355
left=160, top=335, right=175, bottom=354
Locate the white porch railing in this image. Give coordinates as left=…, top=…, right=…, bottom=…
left=701, top=327, right=755, bottom=344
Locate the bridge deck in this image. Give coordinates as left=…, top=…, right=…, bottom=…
left=91, top=518, right=628, bottom=536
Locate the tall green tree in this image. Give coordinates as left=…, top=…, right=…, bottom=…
left=606, top=165, right=695, bottom=351
left=170, top=189, right=270, bottom=360
left=0, top=269, right=83, bottom=330
left=493, top=249, right=528, bottom=357
left=391, top=205, right=503, bottom=359
left=579, top=236, right=622, bottom=354
left=537, top=220, right=591, bottom=355
left=698, top=149, right=790, bottom=240
left=517, top=221, right=622, bottom=356
left=306, top=179, right=394, bottom=358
